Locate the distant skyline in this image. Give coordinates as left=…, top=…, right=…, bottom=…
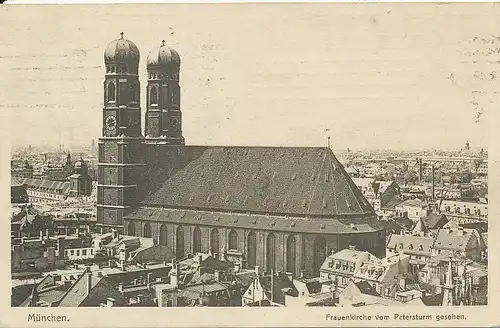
left=2, top=4, right=496, bottom=150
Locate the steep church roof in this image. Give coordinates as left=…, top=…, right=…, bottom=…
left=139, top=146, right=375, bottom=218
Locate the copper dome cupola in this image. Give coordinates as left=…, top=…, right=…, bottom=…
left=104, top=32, right=140, bottom=74
left=146, top=40, right=181, bottom=72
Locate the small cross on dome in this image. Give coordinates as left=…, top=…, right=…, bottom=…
left=120, top=32, right=124, bottom=39
left=162, top=40, right=165, bottom=46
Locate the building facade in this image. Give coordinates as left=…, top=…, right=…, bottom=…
left=96, top=34, right=386, bottom=277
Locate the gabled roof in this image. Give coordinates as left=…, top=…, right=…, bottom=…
left=422, top=213, right=448, bottom=230
left=380, top=195, right=403, bottom=210
left=57, top=273, right=102, bottom=307
left=354, top=281, right=380, bottom=296
left=13, top=177, right=71, bottom=196
left=459, top=222, right=488, bottom=234
left=386, top=234, right=434, bottom=256
left=432, top=228, right=482, bottom=252
left=258, top=272, right=298, bottom=298
left=139, top=146, right=374, bottom=218
left=393, top=216, right=414, bottom=229
left=11, top=185, right=29, bottom=204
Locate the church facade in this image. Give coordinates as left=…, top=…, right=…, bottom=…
left=97, top=34, right=385, bottom=277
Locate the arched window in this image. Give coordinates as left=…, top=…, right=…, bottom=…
left=127, top=222, right=135, bottom=236
left=150, top=85, right=158, bottom=105
left=176, top=226, right=184, bottom=259
left=210, top=229, right=219, bottom=255
left=313, top=236, right=326, bottom=275
left=247, top=232, right=257, bottom=269
left=229, top=230, right=238, bottom=250
left=286, top=234, right=296, bottom=275
left=193, top=227, right=202, bottom=254
left=143, top=223, right=152, bottom=238
left=130, top=83, right=139, bottom=102
left=107, top=82, right=115, bottom=102
left=159, top=224, right=167, bottom=246
left=266, top=233, right=276, bottom=272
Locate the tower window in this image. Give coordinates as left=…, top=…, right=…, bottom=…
left=107, top=82, right=116, bottom=102
left=150, top=86, right=158, bottom=105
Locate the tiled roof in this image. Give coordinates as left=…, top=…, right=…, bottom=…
left=380, top=195, right=403, bottom=210
left=386, top=234, right=434, bottom=256
left=125, top=207, right=383, bottom=234
left=259, top=272, right=298, bottom=298
left=57, top=273, right=103, bottom=307
left=354, top=281, right=380, bottom=296
left=375, top=181, right=395, bottom=195
left=459, top=222, right=488, bottom=234
left=393, top=217, right=414, bottom=229
left=397, top=199, right=428, bottom=208
left=432, top=228, right=481, bottom=252
left=183, top=281, right=230, bottom=294
left=11, top=185, right=29, bottom=204
left=139, top=146, right=374, bottom=218
left=422, top=213, right=448, bottom=230
left=481, top=233, right=487, bottom=247
left=13, top=177, right=70, bottom=196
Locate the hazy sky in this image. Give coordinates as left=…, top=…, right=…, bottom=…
left=1, top=3, right=498, bottom=150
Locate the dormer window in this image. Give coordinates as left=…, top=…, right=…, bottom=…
left=399, top=243, right=404, bottom=249
left=408, top=244, right=413, bottom=250
left=418, top=245, right=423, bottom=251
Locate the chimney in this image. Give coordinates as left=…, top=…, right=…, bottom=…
left=118, top=283, right=124, bottom=293
left=300, top=269, right=306, bottom=278
left=212, top=252, right=218, bottom=260
left=147, top=273, right=152, bottom=289
left=39, top=230, right=43, bottom=241
left=112, top=229, right=118, bottom=240
left=106, top=297, right=116, bottom=307
left=457, top=227, right=464, bottom=236
left=86, top=271, right=92, bottom=296
left=254, top=266, right=261, bottom=276
left=197, top=254, right=203, bottom=264
left=214, top=270, right=221, bottom=282
left=348, top=245, right=356, bottom=251
left=286, top=272, right=293, bottom=283
left=170, top=268, right=178, bottom=288
left=57, top=237, right=65, bottom=260
left=45, top=228, right=50, bottom=239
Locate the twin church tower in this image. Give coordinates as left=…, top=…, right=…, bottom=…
left=98, top=33, right=184, bottom=232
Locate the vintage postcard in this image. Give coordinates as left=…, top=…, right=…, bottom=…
left=1, top=2, right=498, bottom=327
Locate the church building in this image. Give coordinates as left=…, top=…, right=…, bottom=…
left=97, top=33, right=385, bottom=277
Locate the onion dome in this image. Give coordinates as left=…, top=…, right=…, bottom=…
left=104, top=32, right=140, bottom=65
left=146, top=40, right=180, bottom=70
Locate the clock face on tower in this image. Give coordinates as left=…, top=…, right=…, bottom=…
left=105, top=115, right=117, bottom=135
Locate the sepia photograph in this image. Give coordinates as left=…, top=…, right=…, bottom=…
left=1, top=2, right=498, bottom=326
